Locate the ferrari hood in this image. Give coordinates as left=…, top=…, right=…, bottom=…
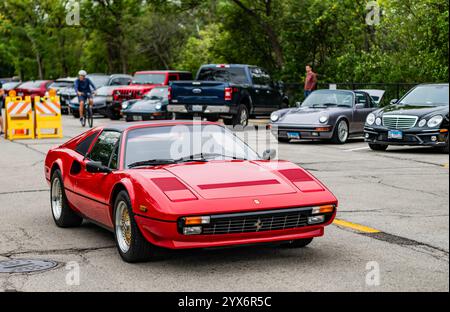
left=163, top=161, right=298, bottom=199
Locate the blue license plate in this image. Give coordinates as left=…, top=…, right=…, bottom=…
left=388, top=130, right=403, bottom=139
left=287, top=132, right=300, bottom=139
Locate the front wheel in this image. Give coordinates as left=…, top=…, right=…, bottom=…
left=231, top=104, right=249, bottom=127
left=331, top=119, right=349, bottom=144
left=369, top=143, right=388, bottom=151
left=113, top=191, right=154, bottom=263
left=50, top=170, right=83, bottom=227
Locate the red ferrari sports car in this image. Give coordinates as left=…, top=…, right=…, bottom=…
left=45, top=121, right=337, bottom=262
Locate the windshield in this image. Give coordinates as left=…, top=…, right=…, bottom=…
left=197, top=67, right=249, bottom=84
left=88, top=75, right=109, bottom=89
left=133, top=74, right=166, bottom=85
left=2, top=82, right=20, bottom=90
left=302, top=90, right=354, bottom=108
left=125, top=125, right=259, bottom=168
left=49, top=81, right=73, bottom=88
left=399, top=85, right=449, bottom=106
left=144, top=87, right=168, bottom=100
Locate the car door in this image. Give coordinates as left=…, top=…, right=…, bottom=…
left=249, top=67, right=267, bottom=114
left=353, top=92, right=376, bottom=133
left=73, top=130, right=121, bottom=227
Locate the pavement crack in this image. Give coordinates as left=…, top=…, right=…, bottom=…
left=8, top=140, right=46, bottom=156
left=0, top=189, right=49, bottom=196
left=0, top=245, right=116, bottom=258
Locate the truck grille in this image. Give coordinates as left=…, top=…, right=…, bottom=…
left=115, top=90, right=139, bottom=102
left=196, top=207, right=331, bottom=235
left=382, top=115, right=418, bottom=129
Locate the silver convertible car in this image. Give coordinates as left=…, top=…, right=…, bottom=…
left=270, top=89, right=379, bottom=144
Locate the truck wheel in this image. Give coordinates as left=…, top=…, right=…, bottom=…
left=369, top=143, right=388, bottom=151
left=232, top=104, right=249, bottom=127
left=108, top=109, right=121, bottom=120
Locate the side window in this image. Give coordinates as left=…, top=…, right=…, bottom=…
left=121, top=78, right=132, bottom=85
left=88, top=131, right=121, bottom=167
left=75, top=132, right=99, bottom=156
left=109, top=143, right=120, bottom=170
left=168, top=74, right=179, bottom=81
left=251, top=68, right=263, bottom=85
left=259, top=69, right=272, bottom=87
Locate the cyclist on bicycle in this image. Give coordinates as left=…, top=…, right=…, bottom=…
left=74, top=70, right=96, bottom=125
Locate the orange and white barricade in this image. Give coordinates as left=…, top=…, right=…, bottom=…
left=5, top=95, right=35, bottom=140
left=34, top=95, right=63, bottom=139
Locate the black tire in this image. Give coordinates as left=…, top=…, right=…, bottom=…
left=113, top=191, right=154, bottom=263
left=231, top=104, right=249, bottom=127
left=369, top=143, right=388, bottom=151
left=331, top=119, right=349, bottom=144
left=280, top=238, right=313, bottom=248
left=107, top=107, right=121, bottom=120
left=223, top=118, right=233, bottom=126
left=50, top=169, right=83, bottom=228
left=277, top=137, right=291, bottom=143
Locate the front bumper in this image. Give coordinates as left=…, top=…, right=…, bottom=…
left=123, top=111, right=170, bottom=121
left=168, top=104, right=233, bottom=115
left=134, top=208, right=336, bottom=250
left=364, top=126, right=449, bottom=146
left=271, top=124, right=334, bottom=140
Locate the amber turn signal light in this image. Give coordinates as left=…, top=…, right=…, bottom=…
left=185, top=216, right=210, bottom=225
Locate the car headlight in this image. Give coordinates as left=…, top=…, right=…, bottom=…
left=375, top=117, right=382, bottom=126
left=366, top=113, right=376, bottom=125
left=427, top=115, right=443, bottom=128
left=122, top=102, right=129, bottom=110
left=106, top=95, right=113, bottom=102
left=319, top=115, right=328, bottom=123
left=270, top=113, right=280, bottom=122
left=418, top=119, right=427, bottom=127
left=155, top=104, right=162, bottom=110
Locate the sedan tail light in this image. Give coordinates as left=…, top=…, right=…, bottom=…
left=168, top=87, right=172, bottom=101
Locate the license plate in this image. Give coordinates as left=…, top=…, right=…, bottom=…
left=132, top=115, right=143, bottom=121
left=388, top=130, right=403, bottom=139
left=192, top=105, right=203, bottom=112
left=287, top=132, right=300, bottom=139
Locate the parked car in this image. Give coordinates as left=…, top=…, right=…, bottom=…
left=1, top=81, right=21, bottom=107
left=45, top=121, right=337, bottom=262
left=168, top=64, right=289, bottom=127
left=270, top=89, right=378, bottom=144
left=64, top=74, right=132, bottom=118
left=69, top=85, right=125, bottom=118
left=356, top=89, right=385, bottom=106
left=47, top=78, right=76, bottom=114
left=14, top=80, right=53, bottom=102
left=122, top=86, right=172, bottom=122
left=364, top=83, right=449, bottom=153
left=108, top=70, right=192, bottom=120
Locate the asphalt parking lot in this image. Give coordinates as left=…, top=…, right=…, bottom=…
left=0, top=115, right=448, bottom=292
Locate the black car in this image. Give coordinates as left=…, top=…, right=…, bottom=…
left=122, top=86, right=172, bottom=121
left=364, top=83, right=449, bottom=153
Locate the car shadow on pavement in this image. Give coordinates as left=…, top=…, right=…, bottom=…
left=286, top=138, right=364, bottom=145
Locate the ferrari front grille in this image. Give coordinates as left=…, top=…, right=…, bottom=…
left=382, top=115, right=418, bottom=129
left=200, top=207, right=328, bottom=235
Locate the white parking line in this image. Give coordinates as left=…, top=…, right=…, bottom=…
left=344, top=146, right=370, bottom=152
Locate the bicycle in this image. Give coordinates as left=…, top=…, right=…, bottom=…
left=79, top=93, right=94, bottom=128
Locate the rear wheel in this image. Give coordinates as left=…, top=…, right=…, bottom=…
left=331, top=119, right=349, bottom=144
left=231, top=104, right=249, bottom=127
left=369, top=143, right=388, bottom=151
left=113, top=191, right=154, bottom=263
left=107, top=107, right=121, bottom=120
left=50, top=170, right=83, bottom=228
left=280, top=238, right=313, bottom=248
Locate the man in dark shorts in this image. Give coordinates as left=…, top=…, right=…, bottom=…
left=74, top=70, right=96, bottom=125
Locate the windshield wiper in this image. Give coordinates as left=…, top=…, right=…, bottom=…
left=128, top=159, right=177, bottom=168
left=181, top=153, right=247, bottom=161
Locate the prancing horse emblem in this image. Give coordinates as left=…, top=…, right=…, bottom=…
left=254, top=219, right=263, bottom=231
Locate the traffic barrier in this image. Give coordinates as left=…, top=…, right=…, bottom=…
left=5, top=96, right=35, bottom=140
left=34, top=95, right=63, bottom=139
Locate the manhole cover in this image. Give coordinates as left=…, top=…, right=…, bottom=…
left=0, top=259, right=58, bottom=273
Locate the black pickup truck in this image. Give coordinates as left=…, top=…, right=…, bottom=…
left=167, top=64, right=289, bottom=126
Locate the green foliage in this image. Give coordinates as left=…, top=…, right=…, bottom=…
left=0, top=0, right=448, bottom=84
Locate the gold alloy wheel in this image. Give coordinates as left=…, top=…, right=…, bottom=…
left=115, top=201, right=132, bottom=253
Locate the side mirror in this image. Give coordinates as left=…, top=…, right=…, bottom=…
left=262, top=149, right=277, bottom=160
left=390, top=99, right=398, bottom=105
left=296, top=101, right=302, bottom=107
left=86, top=161, right=111, bottom=174
left=355, top=103, right=365, bottom=109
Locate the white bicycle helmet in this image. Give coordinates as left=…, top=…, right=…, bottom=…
left=78, top=70, right=87, bottom=76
